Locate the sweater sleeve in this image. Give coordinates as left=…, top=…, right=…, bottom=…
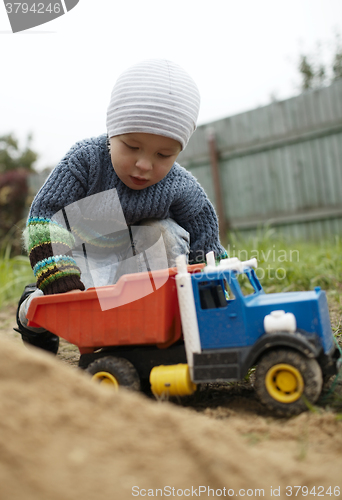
left=177, top=200, right=228, bottom=264
left=170, top=169, right=228, bottom=264
left=23, top=144, right=90, bottom=295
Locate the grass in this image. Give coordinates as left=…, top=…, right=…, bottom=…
left=227, top=227, right=342, bottom=297
left=0, top=228, right=34, bottom=308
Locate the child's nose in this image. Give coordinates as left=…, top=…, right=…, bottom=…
left=135, top=157, right=153, bottom=171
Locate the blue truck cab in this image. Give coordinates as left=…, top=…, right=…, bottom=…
left=194, top=267, right=334, bottom=352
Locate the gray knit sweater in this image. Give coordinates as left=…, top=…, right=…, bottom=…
left=24, top=134, right=227, bottom=294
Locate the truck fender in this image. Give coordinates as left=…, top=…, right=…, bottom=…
left=242, top=331, right=322, bottom=376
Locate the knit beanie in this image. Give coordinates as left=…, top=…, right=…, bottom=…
left=106, top=59, right=200, bottom=150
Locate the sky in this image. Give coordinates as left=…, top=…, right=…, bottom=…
left=1, top=0, right=342, bottom=170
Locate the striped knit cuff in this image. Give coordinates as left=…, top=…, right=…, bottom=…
left=42, top=274, right=85, bottom=295
left=32, top=255, right=83, bottom=292
left=24, top=217, right=75, bottom=249
left=24, top=216, right=84, bottom=294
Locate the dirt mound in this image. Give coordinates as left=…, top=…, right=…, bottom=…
left=0, top=336, right=341, bottom=500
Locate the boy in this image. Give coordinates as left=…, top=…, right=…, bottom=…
left=16, top=59, right=227, bottom=353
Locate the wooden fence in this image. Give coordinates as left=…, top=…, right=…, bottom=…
left=178, top=80, right=342, bottom=241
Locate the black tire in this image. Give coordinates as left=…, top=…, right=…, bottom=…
left=86, top=356, right=141, bottom=391
left=255, top=349, right=323, bottom=416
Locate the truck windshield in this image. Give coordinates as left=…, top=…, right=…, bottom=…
left=236, top=269, right=263, bottom=296
left=197, top=269, right=263, bottom=309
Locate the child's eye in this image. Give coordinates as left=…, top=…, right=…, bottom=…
left=158, top=153, right=171, bottom=158
left=123, top=142, right=139, bottom=151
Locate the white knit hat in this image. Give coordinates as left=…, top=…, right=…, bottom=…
left=106, top=59, right=200, bottom=150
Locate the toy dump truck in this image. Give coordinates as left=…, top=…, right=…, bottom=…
left=26, top=253, right=341, bottom=415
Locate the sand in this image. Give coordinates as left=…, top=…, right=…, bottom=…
left=0, top=305, right=341, bottom=500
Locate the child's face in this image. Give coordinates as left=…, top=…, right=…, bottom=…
left=109, top=133, right=182, bottom=190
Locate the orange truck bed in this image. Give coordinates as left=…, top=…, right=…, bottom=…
left=27, top=264, right=203, bottom=354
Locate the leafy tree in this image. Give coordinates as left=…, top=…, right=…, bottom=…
left=0, top=133, right=38, bottom=254
left=332, top=48, right=342, bottom=81
left=298, top=33, right=342, bottom=91
left=299, top=54, right=325, bottom=90
left=0, top=134, right=38, bottom=173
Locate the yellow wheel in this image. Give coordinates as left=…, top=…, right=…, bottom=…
left=255, top=349, right=323, bottom=416
left=86, top=356, right=141, bottom=391
left=91, top=371, right=119, bottom=389
left=265, top=363, right=304, bottom=403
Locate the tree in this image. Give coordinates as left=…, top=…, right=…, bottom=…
left=298, top=33, right=342, bottom=91
left=0, top=134, right=38, bottom=173
left=298, top=54, right=325, bottom=90
left=332, top=48, right=342, bottom=81
left=0, top=134, right=39, bottom=254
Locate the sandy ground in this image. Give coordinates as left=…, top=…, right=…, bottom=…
left=0, top=297, right=341, bottom=500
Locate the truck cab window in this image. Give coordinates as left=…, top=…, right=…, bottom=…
left=198, top=280, right=228, bottom=310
